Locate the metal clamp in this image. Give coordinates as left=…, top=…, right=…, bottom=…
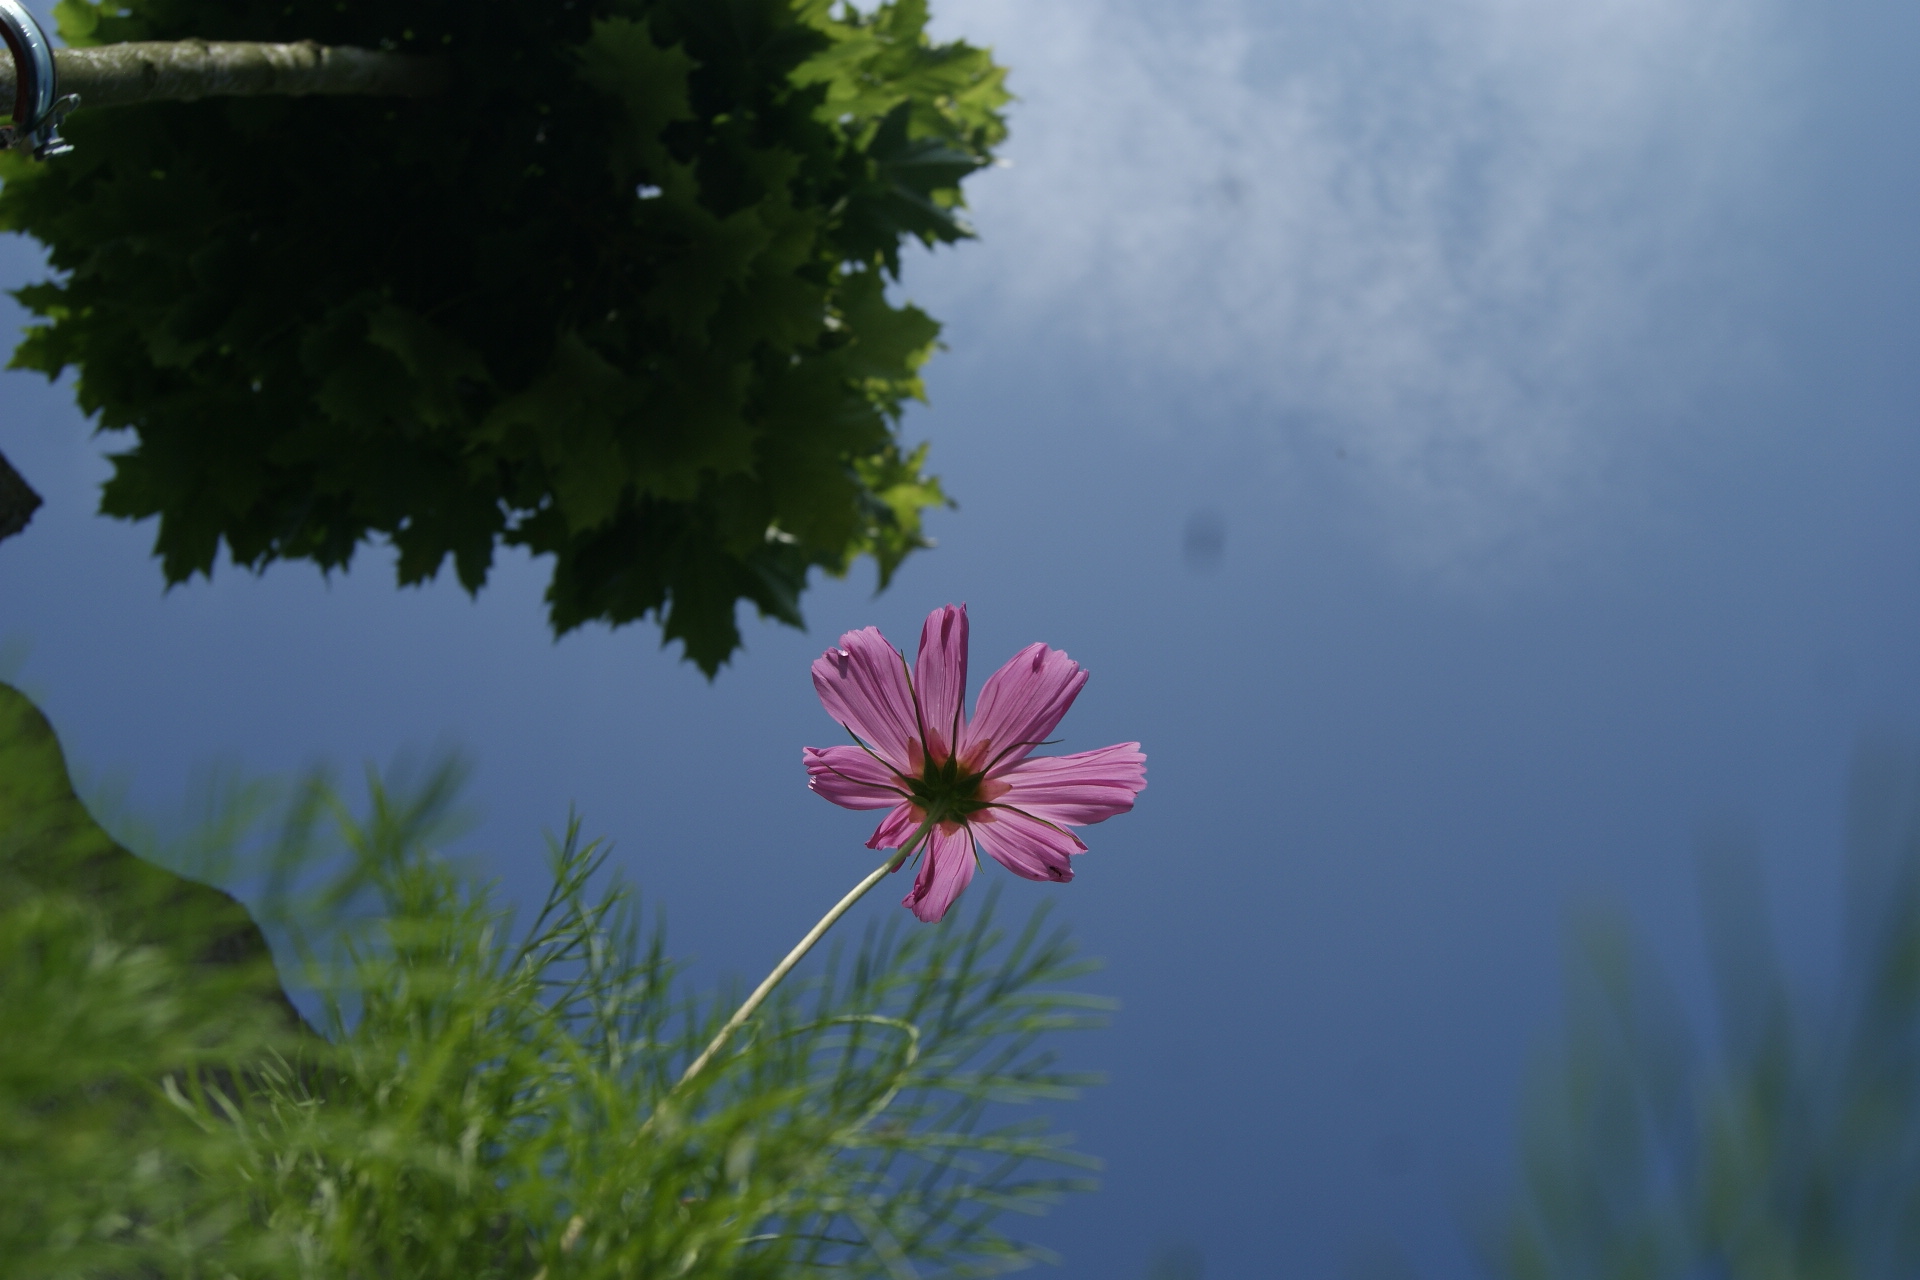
left=0, top=0, right=74, bottom=159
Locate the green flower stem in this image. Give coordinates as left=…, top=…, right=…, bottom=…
left=675, top=824, right=930, bottom=1089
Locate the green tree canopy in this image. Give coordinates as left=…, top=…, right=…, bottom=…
left=1, top=0, right=1008, bottom=671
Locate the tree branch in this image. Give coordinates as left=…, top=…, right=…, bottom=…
left=1, top=41, right=448, bottom=110
left=0, top=449, right=41, bottom=544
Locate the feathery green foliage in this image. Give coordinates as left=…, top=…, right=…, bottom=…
left=0, top=684, right=1103, bottom=1278
left=1494, top=744, right=1920, bottom=1280
left=1, top=0, right=1008, bottom=672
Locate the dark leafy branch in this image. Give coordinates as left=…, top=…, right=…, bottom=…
left=0, top=449, right=40, bottom=542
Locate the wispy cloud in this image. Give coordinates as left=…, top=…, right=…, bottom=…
left=917, top=0, right=1797, bottom=571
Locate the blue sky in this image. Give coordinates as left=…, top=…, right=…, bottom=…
left=4, top=0, right=1920, bottom=1275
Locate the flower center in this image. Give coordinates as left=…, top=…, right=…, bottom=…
left=906, top=753, right=990, bottom=826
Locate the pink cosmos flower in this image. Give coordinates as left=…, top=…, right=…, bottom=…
left=805, top=604, right=1147, bottom=923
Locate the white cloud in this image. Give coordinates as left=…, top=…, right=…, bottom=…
left=915, top=0, right=1797, bottom=572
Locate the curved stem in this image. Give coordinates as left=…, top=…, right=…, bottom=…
left=675, top=827, right=928, bottom=1090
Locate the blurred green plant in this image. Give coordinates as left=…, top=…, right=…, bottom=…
left=1143, top=1241, right=1205, bottom=1280
left=1, top=0, right=1006, bottom=672
left=0, top=634, right=29, bottom=684
left=0, top=681, right=1103, bottom=1277
left=1494, top=743, right=1920, bottom=1280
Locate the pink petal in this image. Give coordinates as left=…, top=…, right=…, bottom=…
left=970, top=806, right=1083, bottom=882
left=804, top=745, right=910, bottom=811
left=991, top=743, right=1146, bottom=827
left=961, top=643, right=1089, bottom=773
left=866, top=802, right=925, bottom=851
left=913, top=604, right=969, bottom=764
left=902, top=824, right=977, bottom=922
left=811, top=627, right=921, bottom=773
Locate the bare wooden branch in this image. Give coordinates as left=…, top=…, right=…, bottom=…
left=0, top=41, right=448, bottom=110
left=0, top=449, right=42, bottom=544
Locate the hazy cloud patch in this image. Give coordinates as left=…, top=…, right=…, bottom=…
left=916, top=0, right=1796, bottom=572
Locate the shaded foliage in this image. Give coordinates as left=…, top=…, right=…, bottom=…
left=0, top=681, right=300, bottom=1027
left=1, top=0, right=1008, bottom=671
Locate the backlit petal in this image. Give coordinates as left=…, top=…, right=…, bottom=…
left=913, top=604, right=969, bottom=764
left=805, top=745, right=910, bottom=811
left=970, top=807, right=1082, bottom=882
left=811, top=627, right=920, bottom=772
left=902, top=824, right=977, bottom=922
left=962, top=643, right=1088, bottom=773
left=866, top=802, right=926, bottom=850
left=992, top=743, right=1146, bottom=827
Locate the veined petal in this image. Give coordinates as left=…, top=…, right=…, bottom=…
left=866, top=802, right=926, bottom=851
left=811, top=627, right=920, bottom=772
left=992, top=743, right=1146, bottom=827
left=962, top=643, right=1088, bottom=773
left=913, top=604, right=969, bottom=764
left=804, top=745, right=909, bottom=811
left=970, top=807, right=1082, bottom=883
left=902, top=824, right=977, bottom=922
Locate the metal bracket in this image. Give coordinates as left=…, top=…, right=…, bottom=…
left=0, top=0, right=74, bottom=158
